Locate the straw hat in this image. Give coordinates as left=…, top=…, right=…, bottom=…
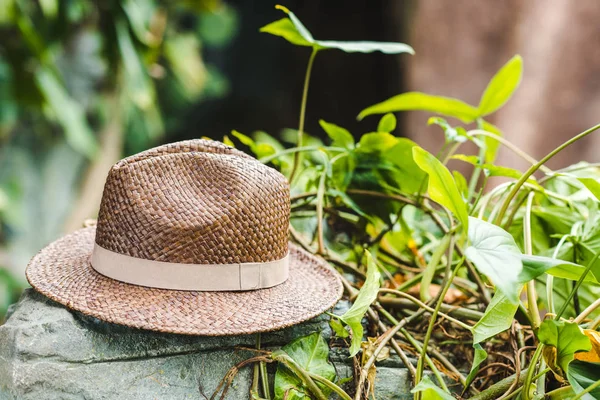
left=26, top=140, right=342, bottom=335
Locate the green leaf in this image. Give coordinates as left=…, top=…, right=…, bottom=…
left=413, top=147, right=469, bottom=231
left=428, top=117, right=468, bottom=143
left=520, top=255, right=597, bottom=283
left=329, top=318, right=349, bottom=338
left=410, top=376, right=454, bottom=400
left=274, top=332, right=336, bottom=399
left=319, top=120, right=354, bottom=149
left=465, top=216, right=523, bottom=302
left=357, top=132, right=398, bottom=152
left=453, top=171, right=469, bottom=201
left=231, top=130, right=276, bottom=159
left=464, top=344, right=488, bottom=390
left=164, top=34, right=207, bottom=99
left=259, top=18, right=313, bottom=47
left=567, top=360, right=600, bottom=399
left=35, top=69, right=97, bottom=158
left=538, top=320, right=591, bottom=373
left=358, top=92, right=479, bottom=123
left=337, top=250, right=381, bottom=357
left=473, top=291, right=520, bottom=343
left=377, top=113, right=396, bottom=133
left=480, top=121, right=503, bottom=163
left=577, top=177, right=600, bottom=201
left=420, top=235, right=450, bottom=301
left=478, top=55, right=523, bottom=116
left=263, top=6, right=414, bottom=56
left=313, top=40, right=414, bottom=55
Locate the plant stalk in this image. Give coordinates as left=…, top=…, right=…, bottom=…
left=289, top=48, right=319, bottom=183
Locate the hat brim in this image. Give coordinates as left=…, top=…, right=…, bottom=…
left=25, top=227, right=343, bottom=336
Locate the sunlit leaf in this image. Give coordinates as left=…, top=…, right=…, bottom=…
left=473, top=291, right=519, bottom=343
left=358, top=92, right=479, bottom=123
left=538, top=319, right=591, bottom=374
left=337, top=250, right=381, bottom=356
left=480, top=120, right=502, bottom=163
left=410, top=376, right=454, bottom=400
left=478, top=55, right=523, bottom=116
left=314, top=40, right=414, bottom=55
left=320, top=120, right=354, bottom=149
left=329, top=318, right=349, bottom=338
left=259, top=18, right=312, bottom=47
left=520, top=255, right=597, bottom=283
left=377, top=113, right=396, bottom=133
left=413, top=147, right=469, bottom=231
left=274, top=332, right=336, bottom=399
left=577, top=177, right=600, bottom=201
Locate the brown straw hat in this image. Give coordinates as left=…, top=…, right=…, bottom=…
left=26, top=140, right=342, bottom=335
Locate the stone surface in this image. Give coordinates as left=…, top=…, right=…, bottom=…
left=0, top=290, right=414, bottom=399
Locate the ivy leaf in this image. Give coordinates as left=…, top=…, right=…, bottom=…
left=337, top=250, right=381, bottom=357
left=464, top=344, right=488, bottom=390
left=473, top=291, right=520, bottom=343
left=410, top=376, right=454, bottom=400
left=262, top=5, right=414, bottom=55
left=413, top=147, right=469, bottom=231
left=274, top=332, right=336, bottom=399
left=320, top=120, right=354, bottom=149
left=377, top=113, right=396, bottom=133
left=358, top=92, right=479, bottom=123
left=538, top=319, right=591, bottom=374
left=478, top=55, right=523, bottom=116
left=567, top=360, right=600, bottom=399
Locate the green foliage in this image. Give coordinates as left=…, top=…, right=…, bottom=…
left=413, top=146, right=469, bottom=231
left=261, top=5, right=415, bottom=55
left=410, top=376, right=454, bottom=400
left=335, top=250, right=381, bottom=357
left=274, top=332, right=337, bottom=399
left=472, top=292, right=519, bottom=343
left=538, top=319, right=591, bottom=373
left=477, top=55, right=523, bottom=116
left=567, top=360, right=600, bottom=399
left=464, top=344, right=487, bottom=390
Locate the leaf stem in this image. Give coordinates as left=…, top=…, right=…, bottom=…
left=523, top=192, right=541, bottom=329
left=556, top=250, right=600, bottom=319
left=272, top=352, right=327, bottom=400
left=572, top=379, right=600, bottom=400
left=495, top=123, right=600, bottom=225
left=289, top=48, right=319, bottom=183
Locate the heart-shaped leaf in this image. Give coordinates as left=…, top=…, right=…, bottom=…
left=538, top=319, right=591, bottom=374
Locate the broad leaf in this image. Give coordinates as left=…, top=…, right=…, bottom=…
left=413, top=147, right=469, bottom=231
left=377, top=113, right=396, bottom=133
left=358, top=92, right=479, bottom=123
left=274, top=332, right=336, bottom=399
left=453, top=171, right=469, bottom=201
left=320, top=120, right=354, bottom=149
left=478, top=55, right=523, bottom=116
left=473, top=291, right=520, bottom=343
left=262, top=6, right=414, bottom=55
left=329, top=318, right=349, bottom=338
left=465, top=217, right=523, bottom=302
left=567, top=360, right=600, bottom=399
left=410, top=376, right=454, bottom=400
left=538, top=319, right=591, bottom=374
left=337, top=250, right=381, bottom=356
left=464, top=344, right=488, bottom=390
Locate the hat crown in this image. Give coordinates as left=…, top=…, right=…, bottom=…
left=95, top=140, right=290, bottom=264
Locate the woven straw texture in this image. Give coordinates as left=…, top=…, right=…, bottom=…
left=96, top=140, right=289, bottom=263
left=26, top=227, right=342, bottom=335
left=25, top=139, right=343, bottom=335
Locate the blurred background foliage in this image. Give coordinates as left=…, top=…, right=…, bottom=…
left=2, top=0, right=600, bottom=321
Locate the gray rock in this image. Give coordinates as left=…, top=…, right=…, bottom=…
left=0, top=290, right=415, bottom=399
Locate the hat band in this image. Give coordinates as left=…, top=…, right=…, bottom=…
left=90, top=243, right=289, bottom=291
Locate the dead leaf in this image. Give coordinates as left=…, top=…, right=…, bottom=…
left=574, top=329, right=600, bottom=363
